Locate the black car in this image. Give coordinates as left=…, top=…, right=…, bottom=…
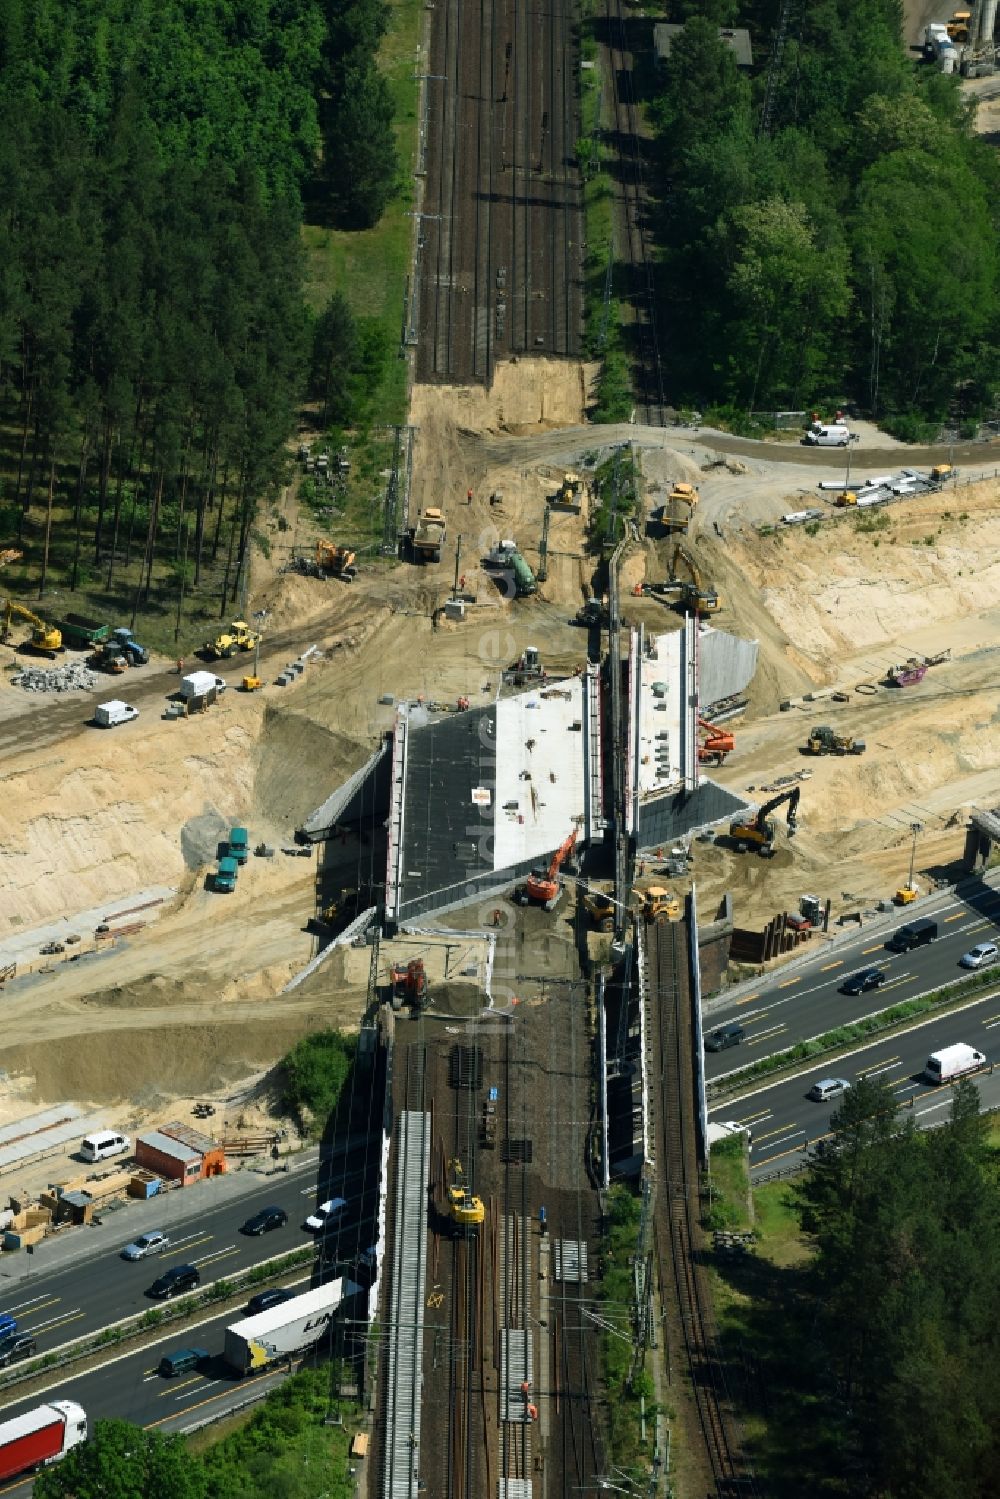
left=147, top=1263, right=201, bottom=1300
left=839, top=967, right=886, bottom=996
left=241, top=1205, right=288, bottom=1236
left=0, top=1333, right=36, bottom=1367
left=245, top=1287, right=297, bottom=1318
left=705, top=1022, right=746, bottom=1053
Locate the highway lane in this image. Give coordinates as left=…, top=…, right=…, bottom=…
left=0, top=1298, right=307, bottom=1495
left=0, top=1136, right=381, bottom=1373
left=710, top=981, right=1000, bottom=1179
left=704, top=874, right=1000, bottom=1080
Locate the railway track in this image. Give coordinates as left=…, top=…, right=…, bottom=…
left=602, top=0, right=666, bottom=422
left=649, top=919, right=750, bottom=1495
left=417, top=0, right=582, bottom=383
left=445, top=1024, right=484, bottom=1499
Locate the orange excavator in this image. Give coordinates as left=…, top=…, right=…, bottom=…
left=516, top=829, right=578, bottom=911
left=389, top=958, right=428, bottom=1011
left=698, top=716, right=735, bottom=766
left=316, top=540, right=357, bottom=581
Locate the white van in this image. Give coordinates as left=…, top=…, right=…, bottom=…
left=94, top=700, right=139, bottom=729
left=80, top=1130, right=132, bottom=1164
left=803, top=424, right=854, bottom=447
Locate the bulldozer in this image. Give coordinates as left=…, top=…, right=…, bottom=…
left=729, top=786, right=801, bottom=856
left=947, top=8, right=972, bottom=40
left=516, top=830, right=578, bottom=911
left=315, top=540, right=357, bottom=581
left=446, top=1159, right=485, bottom=1230
left=205, top=619, right=260, bottom=660
left=804, top=725, right=865, bottom=756
left=1, top=600, right=62, bottom=657
left=698, top=716, right=735, bottom=765
left=642, top=886, right=681, bottom=922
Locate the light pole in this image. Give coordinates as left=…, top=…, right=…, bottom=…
left=908, top=822, right=922, bottom=892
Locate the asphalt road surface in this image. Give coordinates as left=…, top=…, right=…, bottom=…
left=705, top=873, right=1000, bottom=1081
left=0, top=1141, right=376, bottom=1358
left=712, top=985, right=1000, bottom=1180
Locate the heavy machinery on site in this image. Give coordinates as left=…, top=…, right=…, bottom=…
left=515, top=829, right=578, bottom=910
left=410, top=507, right=447, bottom=563
left=315, top=540, right=357, bottom=581
left=88, top=641, right=128, bottom=673
left=656, top=480, right=700, bottom=534
left=111, top=627, right=148, bottom=665
left=698, top=717, right=735, bottom=765
left=446, top=1159, right=485, bottom=1230
left=804, top=725, right=866, bottom=756
left=485, top=538, right=537, bottom=596
left=668, top=542, right=720, bottom=614
left=642, top=886, right=681, bottom=922
left=389, top=957, right=428, bottom=1011
left=1, top=600, right=62, bottom=657
left=583, top=889, right=616, bottom=932
left=205, top=619, right=260, bottom=660
left=573, top=597, right=607, bottom=628
left=504, top=646, right=546, bottom=686
left=729, top=785, right=801, bottom=856
left=549, top=472, right=584, bottom=510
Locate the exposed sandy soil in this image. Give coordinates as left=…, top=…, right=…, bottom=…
left=4, top=356, right=1000, bottom=1123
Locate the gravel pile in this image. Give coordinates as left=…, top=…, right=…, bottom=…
left=12, top=661, right=99, bottom=692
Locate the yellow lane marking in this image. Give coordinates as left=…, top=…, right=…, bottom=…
left=862, top=944, right=883, bottom=954
left=735, top=993, right=760, bottom=1006
left=778, top=976, right=801, bottom=988
left=945, top=912, right=964, bottom=922
left=165, top=1235, right=211, bottom=1259
left=159, top=1374, right=202, bottom=1397
left=820, top=961, right=843, bottom=971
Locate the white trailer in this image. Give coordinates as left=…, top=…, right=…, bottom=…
left=923, top=1042, right=985, bottom=1085
left=94, top=700, right=139, bottom=728
left=179, top=670, right=226, bottom=702
left=223, top=1279, right=355, bottom=1375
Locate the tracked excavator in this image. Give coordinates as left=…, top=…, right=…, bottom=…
left=446, top=1158, right=485, bottom=1229
left=729, top=786, right=801, bottom=856
left=668, top=542, right=720, bottom=614
left=698, top=716, right=735, bottom=765
left=315, top=540, right=357, bottom=581
left=1, top=600, right=62, bottom=657
left=516, top=829, right=578, bottom=911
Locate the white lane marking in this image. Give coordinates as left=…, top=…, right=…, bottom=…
left=760, top=1130, right=806, bottom=1151
left=915, top=1101, right=953, bottom=1118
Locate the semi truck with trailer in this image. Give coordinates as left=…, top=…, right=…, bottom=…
left=223, top=1279, right=353, bottom=1375
left=0, top=1401, right=87, bottom=1482
left=923, top=1043, right=986, bottom=1085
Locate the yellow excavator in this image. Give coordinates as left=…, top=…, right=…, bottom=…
left=730, top=786, right=801, bottom=856
left=668, top=542, right=720, bottom=614
left=446, top=1158, right=485, bottom=1229
left=1, top=600, right=62, bottom=657
left=315, top=540, right=357, bottom=581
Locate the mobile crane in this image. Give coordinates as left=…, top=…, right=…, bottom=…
left=1, top=600, right=62, bottom=657
left=515, top=829, right=578, bottom=911
left=698, top=716, right=735, bottom=765
left=729, top=786, right=801, bottom=856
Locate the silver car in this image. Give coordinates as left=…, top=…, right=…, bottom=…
left=959, top=942, right=999, bottom=970
left=121, top=1230, right=170, bottom=1261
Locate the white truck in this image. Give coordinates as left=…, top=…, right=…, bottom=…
left=0, top=1401, right=87, bottom=1482
left=94, top=700, right=139, bottom=728
left=180, top=670, right=227, bottom=702
left=223, top=1279, right=354, bottom=1376
left=923, top=1042, right=985, bottom=1085
left=924, top=23, right=959, bottom=71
